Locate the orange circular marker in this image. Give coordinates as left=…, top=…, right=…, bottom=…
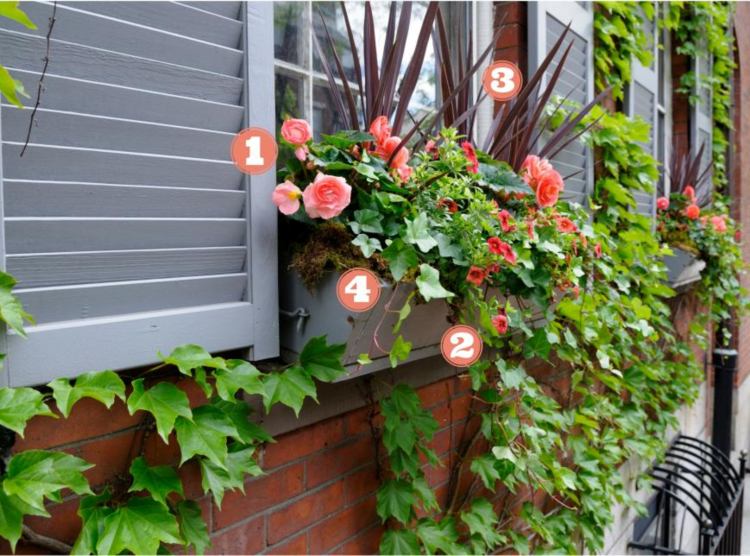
left=231, top=127, right=278, bottom=175
left=441, top=325, right=483, bottom=367
left=336, top=268, right=381, bottom=312
left=482, top=61, right=523, bottom=102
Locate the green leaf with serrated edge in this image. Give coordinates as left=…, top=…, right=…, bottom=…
left=404, top=213, right=438, bottom=253
left=389, top=335, right=412, bottom=368
left=299, top=335, right=346, bottom=382
left=471, top=453, right=502, bottom=489
left=380, top=529, right=420, bottom=556
left=0, top=387, right=55, bottom=436
left=376, top=479, right=415, bottom=524
left=72, top=491, right=113, bottom=556
left=199, top=446, right=261, bottom=508
left=213, top=399, right=273, bottom=444
left=214, top=359, right=264, bottom=401
left=0, top=2, right=37, bottom=29
left=523, top=327, right=552, bottom=360
left=416, top=517, right=461, bottom=555
left=460, top=498, right=503, bottom=551
left=0, top=490, right=23, bottom=551
left=177, top=500, right=210, bottom=555
left=261, top=366, right=317, bottom=416
left=0, top=65, right=25, bottom=108
left=174, top=405, right=238, bottom=468
left=128, top=456, right=183, bottom=507
left=0, top=271, right=33, bottom=336
left=415, top=264, right=454, bottom=302
left=127, top=379, right=192, bottom=443
left=2, top=450, right=92, bottom=515
left=412, top=476, right=438, bottom=512
left=49, top=371, right=126, bottom=418
left=96, top=497, right=181, bottom=556
left=382, top=238, right=418, bottom=281
left=357, top=353, right=373, bottom=365
left=159, top=344, right=227, bottom=376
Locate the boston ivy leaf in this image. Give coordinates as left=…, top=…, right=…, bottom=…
left=404, top=213, right=438, bottom=253
left=300, top=335, right=346, bottom=382
left=159, top=344, right=226, bottom=376
left=376, top=479, right=415, bottom=524
left=2, top=450, right=92, bottom=515
left=500, top=365, right=527, bottom=389
left=0, top=490, right=24, bottom=550
left=128, top=456, right=183, bottom=507
left=352, top=233, right=381, bottom=258
left=176, top=500, right=210, bottom=555
left=460, top=498, right=503, bottom=551
left=389, top=335, right=412, bottom=368
left=0, top=65, right=26, bottom=109
left=0, top=2, right=37, bottom=29
left=174, top=405, right=239, bottom=468
left=72, top=491, right=113, bottom=556
left=0, top=387, right=55, bottom=436
left=470, top=453, right=502, bottom=489
left=213, top=399, right=273, bottom=444
left=382, top=239, right=418, bottom=281
left=96, top=497, right=181, bottom=556
left=523, top=328, right=552, bottom=360
left=380, top=529, right=420, bottom=556
left=199, top=446, right=262, bottom=508
left=416, top=264, right=455, bottom=302
left=416, top=517, right=461, bottom=555
left=127, top=379, right=193, bottom=443
left=261, top=366, right=317, bottom=416
left=214, top=359, right=264, bottom=401
left=0, top=271, right=33, bottom=336
left=49, top=371, right=126, bottom=418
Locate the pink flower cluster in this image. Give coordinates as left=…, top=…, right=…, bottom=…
left=520, top=155, right=564, bottom=208
left=370, top=116, right=413, bottom=181
left=281, top=118, right=312, bottom=161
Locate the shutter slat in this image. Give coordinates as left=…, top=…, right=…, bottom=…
left=18, top=274, right=247, bottom=324
left=3, top=3, right=243, bottom=75
left=180, top=2, right=241, bottom=19
left=8, top=247, right=246, bottom=287
left=5, top=181, right=245, bottom=218
left=0, top=30, right=243, bottom=103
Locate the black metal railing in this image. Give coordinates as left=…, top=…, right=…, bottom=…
left=629, top=435, right=745, bottom=555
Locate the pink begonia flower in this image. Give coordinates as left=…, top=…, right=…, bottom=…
left=685, top=204, right=700, bottom=220
left=294, top=146, right=308, bottom=161
left=656, top=196, right=669, bottom=211
left=711, top=215, right=728, bottom=233
left=272, top=181, right=302, bottom=215
left=378, top=136, right=410, bottom=168
left=594, top=243, right=603, bottom=258
left=521, top=155, right=555, bottom=191
left=281, top=118, right=312, bottom=146
left=302, top=173, right=352, bottom=220
left=556, top=216, right=578, bottom=233
left=369, top=116, right=391, bottom=146
left=535, top=168, right=563, bottom=208
left=683, top=185, right=696, bottom=202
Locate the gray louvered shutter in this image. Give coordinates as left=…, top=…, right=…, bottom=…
left=528, top=1, right=594, bottom=207
left=625, top=12, right=658, bottom=219
left=0, top=1, right=278, bottom=386
left=692, top=49, right=713, bottom=202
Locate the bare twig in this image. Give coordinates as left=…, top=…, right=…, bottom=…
left=22, top=525, right=71, bottom=554
left=20, top=1, right=57, bottom=157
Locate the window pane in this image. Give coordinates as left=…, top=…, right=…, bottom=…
left=276, top=71, right=307, bottom=131
left=313, top=83, right=348, bottom=136
left=275, top=2, right=308, bottom=68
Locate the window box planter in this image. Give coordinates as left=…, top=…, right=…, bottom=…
left=280, top=271, right=451, bottom=382
left=663, top=247, right=705, bottom=289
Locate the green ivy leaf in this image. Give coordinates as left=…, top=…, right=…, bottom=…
left=175, top=405, right=238, bottom=468
left=523, top=328, right=552, bottom=360
left=299, top=335, right=346, bottom=382
left=415, top=264, right=454, bottom=302
left=352, top=209, right=384, bottom=234
left=49, top=371, right=126, bottom=418
left=128, top=456, right=184, bottom=507
left=2, top=450, right=92, bottom=515
left=213, top=399, right=273, bottom=444
left=214, top=359, right=264, bottom=401
left=470, top=454, right=502, bottom=489
left=0, top=271, right=33, bottom=336
left=0, top=490, right=24, bottom=550
left=460, top=498, right=503, bottom=551
left=0, top=387, right=55, bottom=436
left=404, top=213, right=438, bottom=253
left=416, top=517, right=461, bottom=555
left=159, top=344, right=226, bottom=376
left=261, top=366, right=317, bottom=417
left=176, top=500, right=210, bottom=555
left=0, top=65, right=26, bottom=108
left=127, top=379, right=193, bottom=443
left=352, top=234, right=382, bottom=257
left=376, top=479, right=415, bottom=524
left=72, top=491, right=113, bottom=556
left=0, top=2, right=37, bottom=29
left=96, top=497, right=181, bottom=556
left=382, top=239, right=418, bottom=281
left=199, top=446, right=262, bottom=508
left=380, top=529, right=420, bottom=556
left=389, top=335, right=412, bottom=368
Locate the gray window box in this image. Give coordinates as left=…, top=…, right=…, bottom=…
left=664, top=247, right=705, bottom=289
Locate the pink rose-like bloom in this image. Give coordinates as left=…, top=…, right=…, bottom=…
left=397, top=165, right=413, bottom=182
left=711, top=215, right=728, bottom=233
left=492, top=311, right=509, bottom=335
left=683, top=185, right=696, bottom=202
left=272, top=181, right=302, bottom=215
left=302, top=173, right=352, bottom=220
left=281, top=118, right=312, bottom=146
left=556, top=216, right=578, bottom=233
left=369, top=116, right=391, bottom=146
left=497, top=209, right=515, bottom=233
left=461, top=141, right=479, bottom=174
left=594, top=243, right=603, bottom=259
left=656, top=196, right=670, bottom=211
left=535, top=169, right=563, bottom=208
left=294, top=146, right=308, bottom=161
left=521, top=155, right=554, bottom=191
left=685, top=203, right=700, bottom=220
left=377, top=136, right=410, bottom=169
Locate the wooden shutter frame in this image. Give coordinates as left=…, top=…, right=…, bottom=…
left=691, top=49, right=713, bottom=202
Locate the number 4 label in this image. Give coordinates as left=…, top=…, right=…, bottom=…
left=336, top=268, right=381, bottom=312
left=441, top=325, right=482, bottom=367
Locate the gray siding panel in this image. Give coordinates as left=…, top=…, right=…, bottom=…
left=181, top=1, right=241, bottom=19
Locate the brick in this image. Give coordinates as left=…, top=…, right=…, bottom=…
left=431, top=404, right=452, bottom=429
left=417, top=380, right=452, bottom=409
left=142, top=428, right=181, bottom=467
left=495, top=2, right=525, bottom=25
left=308, top=496, right=378, bottom=554
left=344, top=464, right=378, bottom=504
left=424, top=454, right=451, bottom=489
left=267, top=481, right=344, bottom=545
left=64, top=429, right=139, bottom=488
left=263, top=417, right=346, bottom=469
left=333, top=523, right=383, bottom=555
left=495, top=24, right=524, bottom=50
left=214, top=462, right=304, bottom=531
left=176, top=377, right=211, bottom=409
left=345, top=406, right=382, bottom=438
left=426, top=427, right=451, bottom=457
left=265, top=532, right=307, bottom=555
left=179, top=461, right=204, bottom=500
left=209, top=516, right=264, bottom=555
left=449, top=393, right=473, bottom=423
left=305, top=436, right=375, bottom=488
left=25, top=497, right=81, bottom=545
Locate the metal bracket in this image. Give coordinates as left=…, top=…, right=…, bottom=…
left=279, top=307, right=311, bottom=333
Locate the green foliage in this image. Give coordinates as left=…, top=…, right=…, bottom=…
left=49, top=371, right=126, bottom=418
left=127, top=379, right=193, bottom=443
left=0, top=3, right=34, bottom=107
left=0, top=388, right=55, bottom=436
left=128, top=457, right=184, bottom=507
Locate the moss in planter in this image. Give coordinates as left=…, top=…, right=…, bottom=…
left=288, top=221, right=388, bottom=291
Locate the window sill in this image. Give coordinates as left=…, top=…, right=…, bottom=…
left=664, top=247, right=705, bottom=290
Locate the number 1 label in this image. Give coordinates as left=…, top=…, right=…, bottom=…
left=231, top=127, right=277, bottom=175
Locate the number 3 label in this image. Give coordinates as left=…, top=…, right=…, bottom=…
left=482, top=61, right=523, bottom=102
left=336, top=268, right=381, bottom=312
left=441, top=325, right=483, bottom=367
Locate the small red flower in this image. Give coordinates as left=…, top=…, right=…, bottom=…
left=486, top=262, right=500, bottom=274
left=572, top=285, right=580, bottom=299
left=683, top=185, right=696, bottom=202
left=594, top=243, right=603, bottom=258
left=461, top=141, right=479, bottom=174
left=437, top=198, right=459, bottom=213
left=526, top=218, right=536, bottom=240
left=499, top=242, right=517, bottom=265
left=466, top=266, right=486, bottom=286
left=556, top=216, right=578, bottom=233
left=497, top=209, right=515, bottom=233
left=656, top=196, right=669, bottom=211
left=487, top=237, right=503, bottom=255
left=685, top=204, right=700, bottom=220
left=491, top=311, right=509, bottom=335
left=735, top=230, right=742, bottom=243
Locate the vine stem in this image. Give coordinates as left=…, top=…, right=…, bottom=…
left=22, top=525, right=71, bottom=554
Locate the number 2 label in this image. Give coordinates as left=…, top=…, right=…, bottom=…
left=441, top=325, right=482, bottom=367
left=336, top=268, right=380, bottom=312
left=482, top=61, right=523, bottom=102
